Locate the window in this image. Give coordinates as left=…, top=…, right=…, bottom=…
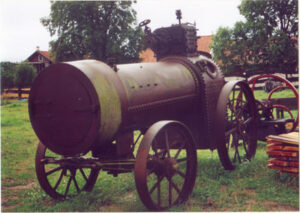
left=38, top=55, right=43, bottom=62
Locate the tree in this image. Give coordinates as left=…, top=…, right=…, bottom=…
left=15, top=63, right=37, bottom=98
left=41, top=1, right=144, bottom=63
left=211, top=0, right=298, bottom=75
left=0, top=62, right=17, bottom=93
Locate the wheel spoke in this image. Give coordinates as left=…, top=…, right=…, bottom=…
left=176, top=169, right=186, bottom=178
left=53, top=168, right=65, bottom=190
left=46, top=166, right=63, bottom=176
left=79, top=168, right=88, bottom=182
left=64, top=175, right=72, bottom=197
left=176, top=157, right=188, bottom=163
left=146, top=168, right=155, bottom=176
left=134, top=132, right=143, bottom=146
left=170, top=179, right=180, bottom=193
left=174, top=143, right=185, bottom=159
left=72, top=175, right=80, bottom=193
left=232, top=87, right=236, bottom=103
left=149, top=176, right=164, bottom=194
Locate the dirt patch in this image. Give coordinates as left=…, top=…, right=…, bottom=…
left=2, top=181, right=38, bottom=212
left=2, top=182, right=38, bottom=191
left=121, top=192, right=136, bottom=202
left=262, top=200, right=299, bottom=211
left=1, top=193, right=20, bottom=212
left=98, top=205, right=124, bottom=212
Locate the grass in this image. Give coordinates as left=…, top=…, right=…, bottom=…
left=1, top=98, right=299, bottom=212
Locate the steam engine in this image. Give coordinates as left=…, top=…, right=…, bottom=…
left=28, top=11, right=260, bottom=211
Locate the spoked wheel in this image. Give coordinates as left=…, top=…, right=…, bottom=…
left=134, top=121, right=197, bottom=211
left=216, top=81, right=258, bottom=170
left=248, top=74, right=298, bottom=132
left=35, top=142, right=100, bottom=199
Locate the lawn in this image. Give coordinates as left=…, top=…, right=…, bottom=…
left=1, top=95, right=299, bottom=211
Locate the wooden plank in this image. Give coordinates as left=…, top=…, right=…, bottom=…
left=266, top=156, right=298, bottom=162
left=266, top=135, right=299, bottom=145
left=279, top=132, right=299, bottom=139
left=268, top=163, right=299, bottom=173
left=268, top=159, right=299, bottom=167
left=266, top=150, right=298, bottom=157
left=266, top=141, right=284, bottom=145
left=266, top=144, right=299, bottom=152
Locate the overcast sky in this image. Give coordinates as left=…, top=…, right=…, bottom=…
left=0, top=0, right=244, bottom=62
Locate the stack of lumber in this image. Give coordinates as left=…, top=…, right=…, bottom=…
left=266, top=132, right=299, bottom=177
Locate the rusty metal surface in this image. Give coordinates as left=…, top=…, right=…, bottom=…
left=29, top=60, right=129, bottom=156
left=160, top=55, right=226, bottom=149
left=117, top=60, right=198, bottom=131
left=134, top=120, right=197, bottom=210
left=29, top=63, right=101, bottom=156
left=248, top=74, right=299, bottom=132
left=215, top=81, right=258, bottom=170
left=35, top=142, right=99, bottom=199
left=142, top=10, right=198, bottom=60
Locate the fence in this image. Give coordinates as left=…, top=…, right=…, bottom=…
left=1, top=88, right=30, bottom=99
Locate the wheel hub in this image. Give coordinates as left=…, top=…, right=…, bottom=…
left=148, top=158, right=178, bottom=178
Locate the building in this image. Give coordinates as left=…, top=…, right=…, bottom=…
left=27, top=47, right=54, bottom=74
left=139, top=35, right=212, bottom=62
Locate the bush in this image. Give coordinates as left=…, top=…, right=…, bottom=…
left=15, top=63, right=37, bottom=89
left=14, top=63, right=37, bottom=98
left=0, top=62, right=17, bottom=92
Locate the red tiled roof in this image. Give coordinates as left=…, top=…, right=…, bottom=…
left=27, top=50, right=54, bottom=63
left=197, top=35, right=212, bottom=53
left=37, top=51, right=54, bottom=62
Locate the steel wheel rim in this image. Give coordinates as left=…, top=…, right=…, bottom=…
left=135, top=121, right=197, bottom=210
left=217, top=81, right=257, bottom=170
left=35, top=142, right=99, bottom=199
left=225, top=95, right=254, bottom=164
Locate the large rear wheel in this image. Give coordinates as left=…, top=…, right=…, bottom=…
left=216, top=81, right=258, bottom=170
left=134, top=121, right=197, bottom=210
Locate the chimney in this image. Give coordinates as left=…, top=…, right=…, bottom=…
left=36, top=46, right=40, bottom=51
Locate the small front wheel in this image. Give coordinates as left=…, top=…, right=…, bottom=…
left=35, top=142, right=100, bottom=199
left=134, top=121, right=197, bottom=211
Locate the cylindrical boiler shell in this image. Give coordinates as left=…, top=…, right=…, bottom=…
left=29, top=59, right=197, bottom=156
left=29, top=60, right=126, bottom=155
